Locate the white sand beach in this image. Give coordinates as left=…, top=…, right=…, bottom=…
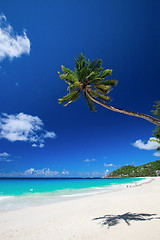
left=0, top=177, right=160, bottom=240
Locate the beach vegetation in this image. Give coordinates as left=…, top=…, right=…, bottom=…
left=104, top=160, right=160, bottom=178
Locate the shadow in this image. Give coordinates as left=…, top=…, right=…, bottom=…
left=93, top=212, right=160, bottom=228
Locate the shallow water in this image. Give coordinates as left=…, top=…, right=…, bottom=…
left=0, top=177, right=149, bottom=212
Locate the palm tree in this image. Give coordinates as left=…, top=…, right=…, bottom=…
left=58, top=53, right=160, bottom=126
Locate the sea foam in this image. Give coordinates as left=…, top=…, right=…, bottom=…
left=0, top=196, right=15, bottom=201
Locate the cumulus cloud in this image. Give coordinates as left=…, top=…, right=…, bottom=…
left=84, top=158, right=96, bottom=163
left=0, top=152, right=13, bottom=162
left=104, top=163, right=115, bottom=167
left=24, top=168, right=35, bottom=175
left=24, top=168, right=59, bottom=177
left=132, top=137, right=160, bottom=150
left=62, top=170, right=69, bottom=175
left=153, top=152, right=160, bottom=157
left=0, top=14, right=30, bottom=61
left=32, top=143, right=45, bottom=148
left=0, top=152, right=10, bottom=157
left=0, top=113, right=56, bottom=147
left=44, top=132, right=56, bottom=139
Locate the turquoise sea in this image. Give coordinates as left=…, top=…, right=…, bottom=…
left=0, top=178, right=148, bottom=212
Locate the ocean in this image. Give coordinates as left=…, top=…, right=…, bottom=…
left=0, top=177, right=149, bottom=212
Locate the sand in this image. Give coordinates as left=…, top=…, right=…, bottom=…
left=0, top=177, right=160, bottom=240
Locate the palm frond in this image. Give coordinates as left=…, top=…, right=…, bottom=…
left=88, top=59, right=103, bottom=71
left=102, top=80, right=117, bottom=86
left=90, top=90, right=110, bottom=103
left=94, top=79, right=118, bottom=87
left=59, top=71, right=78, bottom=85
left=61, top=65, right=75, bottom=75
left=75, top=67, right=89, bottom=83
left=152, top=126, right=160, bottom=140
left=96, top=93, right=110, bottom=103
left=151, top=101, right=160, bottom=145
left=58, top=92, right=73, bottom=103
left=101, top=69, right=112, bottom=78
left=68, top=82, right=81, bottom=92
left=94, top=85, right=111, bottom=95
left=59, top=74, right=71, bottom=85
left=151, top=101, right=160, bottom=119
left=85, top=94, right=96, bottom=112
left=75, top=53, right=86, bottom=70
left=58, top=91, right=80, bottom=105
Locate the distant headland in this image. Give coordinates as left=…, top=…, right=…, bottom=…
left=103, top=160, right=160, bottom=178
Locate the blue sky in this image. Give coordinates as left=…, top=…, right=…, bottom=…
left=0, top=0, right=160, bottom=177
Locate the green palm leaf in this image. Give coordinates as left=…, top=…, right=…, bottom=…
left=68, top=82, right=81, bottom=92
left=59, top=53, right=116, bottom=110
left=94, top=85, right=111, bottom=95
left=95, top=80, right=117, bottom=86
left=90, top=90, right=110, bottom=103
left=61, top=65, right=75, bottom=75
left=85, top=94, right=96, bottom=112
left=88, top=59, right=103, bottom=71
left=58, top=91, right=80, bottom=106
left=101, top=69, right=112, bottom=78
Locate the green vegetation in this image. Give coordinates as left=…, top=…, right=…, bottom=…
left=151, top=101, right=160, bottom=151
left=104, top=160, right=160, bottom=178
left=58, top=53, right=117, bottom=110
left=58, top=53, right=160, bottom=126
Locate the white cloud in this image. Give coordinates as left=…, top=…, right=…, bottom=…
left=84, top=158, right=96, bottom=163
left=104, top=169, right=109, bottom=175
left=0, top=152, right=13, bottom=162
left=62, top=170, right=69, bottom=175
left=32, top=143, right=45, bottom=148
left=24, top=168, right=35, bottom=175
left=0, top=113, right=56, bottom=147
left=132, top=137, right=160, bottom=150
left=0, top=152, right=10, bottom=157
left=104, top=163, right=115, bottom=167
left=39, top=143, right=45, bottom=148
left=153, top=152, right=160, bottom=157
left=0, top=158, right=13, bottom=162
left=0, top=14, right=30, bottom=61
left=24, top=168, right=59, bottom=177
left=32, top=144, right=37, bottom=147
left=44, top=132, right=56, bottom=139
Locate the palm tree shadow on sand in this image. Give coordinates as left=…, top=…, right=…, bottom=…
left=93, top=212, right=160, bottom=228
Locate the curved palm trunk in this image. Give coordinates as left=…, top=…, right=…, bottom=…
left=86, top=91, right=160, bottom=126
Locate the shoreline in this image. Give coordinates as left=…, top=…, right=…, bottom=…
left=0, top=177, right=149, bottom=213
left=0, top=177, right=160, bottom=240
